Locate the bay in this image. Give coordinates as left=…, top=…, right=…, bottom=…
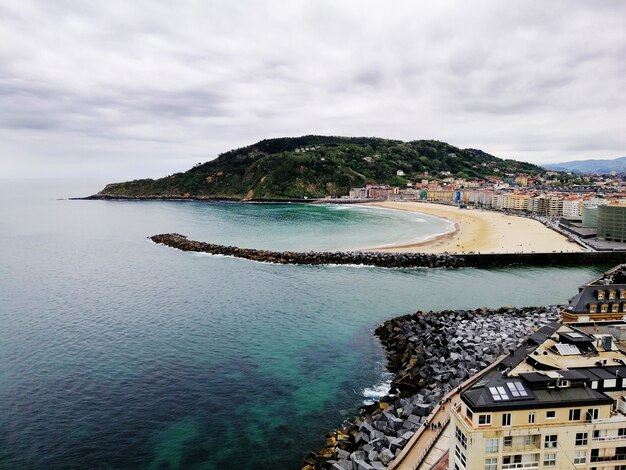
left=0, top=179, right=605, bottom=469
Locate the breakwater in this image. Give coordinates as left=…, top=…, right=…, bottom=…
left=150, top=233, right=626, bottom=268
left=303, top=306, right=560, bottom=470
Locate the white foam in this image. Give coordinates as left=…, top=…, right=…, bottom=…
left=361, top=375, right=393, bottom=405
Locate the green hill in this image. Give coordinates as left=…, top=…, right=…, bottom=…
left=96, top=136, right=544, bottom=199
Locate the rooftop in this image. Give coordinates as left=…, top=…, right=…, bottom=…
left=460, top=322, right=626, bottom=413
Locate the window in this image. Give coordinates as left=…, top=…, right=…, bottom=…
left=586, top=408, right=599, bottom=421
left=466, top=408, right=473, bottom=421
left=543, top=453, right=556, bottom=466
left=575, top=432, right=588, bottom=446
left=524, top=435, right=538, bottom=446
left=479, top=414, right=492, bottom=425
left=590, top=304, right=598, bottom=313
left=546, top=410, right=556, bottom=419
left=619, top=428, right=626, bottom=436
left=484, top=457, right=497, bottom=470
left=502, top=413, right=511, bottom=427
left=504, top=436, right=512, bottom=447
left=503, top=456, right=522, bottom=465
left=545, top=435, right=558, bottom=449
left=598, top=290, right=606, bottom=300
left=574, top=450, right=586, bottom=465
left=455, top=426, right=467, bottom=449
left=455, top=444, right=467, bottom=469
left=528, top=412, right=535, bottom=424
left=569, top=409, right=581, bottom=421
left=485, top=438, right=499, bottom=453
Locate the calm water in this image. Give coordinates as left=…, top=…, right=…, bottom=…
left=0, top=179, right=606, bottom=469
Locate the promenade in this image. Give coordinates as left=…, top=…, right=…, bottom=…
left=388, top=356, right=506, bottom=470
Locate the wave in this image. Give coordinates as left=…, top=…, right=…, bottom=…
left=360, top=374, right=393, bottom=405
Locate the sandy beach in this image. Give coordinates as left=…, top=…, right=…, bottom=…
left=365, top=201, right=584, bottom=254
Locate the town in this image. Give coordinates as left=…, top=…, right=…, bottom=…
left=340, top=171, right=626, bottom=251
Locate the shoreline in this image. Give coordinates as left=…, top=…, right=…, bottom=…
left=363, top=201, right=584, bottom=254
left=303, top=306, right=561, bottom=470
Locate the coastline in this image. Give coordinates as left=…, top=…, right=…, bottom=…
left=364, top=201, right=584, bottom=254
left=303, top=306, right=560, bottom=470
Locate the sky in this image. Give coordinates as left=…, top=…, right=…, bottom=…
left=1, top=0, right=625, bottom=179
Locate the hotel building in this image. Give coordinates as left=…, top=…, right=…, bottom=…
left=450, top=266, right=626, bottom=469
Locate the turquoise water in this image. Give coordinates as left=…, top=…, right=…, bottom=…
left=0, top=180, right=606, bottom=469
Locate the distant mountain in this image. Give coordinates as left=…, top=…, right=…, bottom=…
left=95, top=135, right=544, bottom=200
left=544, top=156, right=626, bottom=174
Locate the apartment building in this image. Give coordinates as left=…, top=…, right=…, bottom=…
left=563, top=198, right=584, bottom=218
left=450, top=320, right=626, bottom=470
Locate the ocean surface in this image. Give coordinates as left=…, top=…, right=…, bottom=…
left=0, top=179, right=606, bottom=469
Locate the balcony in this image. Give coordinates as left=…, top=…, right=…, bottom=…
left=503, top=443, right=541, bottom=452
left=501, top=462, right=539, bottom=469
left=590, top=453, right=626, bottom=463
left=592, top=435, right=626, bottom=442
left=591, top=415, right=626, bottom=424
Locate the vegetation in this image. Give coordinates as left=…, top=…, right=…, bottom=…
left=98, top=135, right=545, bottom=199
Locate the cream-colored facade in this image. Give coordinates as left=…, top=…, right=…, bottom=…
left=449, top=320, right=626, bottom=470
left=426, top=190, right=455, bottom=202
left=451, top=398, right=621, bottom=469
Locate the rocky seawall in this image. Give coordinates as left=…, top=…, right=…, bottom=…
left=149, top=233, right=626, bottom=268
left=149, top=233, right=463, bottom=268
left=302, top=306, right=560, bottom=470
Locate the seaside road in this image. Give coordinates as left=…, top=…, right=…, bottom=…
left=388, top=356, right=507, bottom=470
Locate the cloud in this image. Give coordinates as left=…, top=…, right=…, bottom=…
left=0, top=0, right=625, bottom=178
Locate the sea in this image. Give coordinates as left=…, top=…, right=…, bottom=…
left=0, top=179, right=606, bottom=469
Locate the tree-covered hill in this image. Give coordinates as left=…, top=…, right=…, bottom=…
left=96, top=135, right=544, bottom=199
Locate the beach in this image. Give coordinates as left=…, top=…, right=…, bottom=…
left=365, top=201, right=584, bottom=254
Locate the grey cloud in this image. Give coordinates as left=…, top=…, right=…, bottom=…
left=0, top=0, right=625, bottom=179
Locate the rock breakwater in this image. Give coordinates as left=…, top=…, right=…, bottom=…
left=150, top=233, right=462, bottom=268
left=303, top=306, right=560, bottom=470
left=150, top=233, right=626, bottom=268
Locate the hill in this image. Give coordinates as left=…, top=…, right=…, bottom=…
left=544, top=156, right=626, bottom=174
left=96, top=136, right=544, bottom=199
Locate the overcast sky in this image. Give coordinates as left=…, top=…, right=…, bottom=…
left=1, top=0, right=625, bottom=179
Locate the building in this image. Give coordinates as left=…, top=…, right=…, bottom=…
left=583, top=206, right=600, bottom=227
left=531, top=196, right=549, bottom=215
left=562, top=265, right=626, bottom=322
left=563, top=198, right=584, bottom=218
left=427, top=190, right=455, bottom=202
left=548, top=197, right=564, bottom=217
left=504, top=194, right=531, bottom=212
left=597, top=205, right=626, bottom=243
left=450, top=318, right=626, bottom=470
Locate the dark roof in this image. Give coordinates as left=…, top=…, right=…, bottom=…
left=567, top=284, right=626, bottom=314
left=602, top=365, right=626, bottom=377
left=528, top=323, right=561, bottom=345
left=518, top=372, right=554, bottom=387
left=557, top=330, right=595, bottom=344
left=575, top=367, right=617, bottom=380
left=501, top=322, right=561, bottom=370
left=462, top=376, right=613, bottom=412
left=559, top=369, right=589, bottom=381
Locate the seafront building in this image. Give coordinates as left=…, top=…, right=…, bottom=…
left=597, top=205, right=626, bottom=243
left=449, top=265, right=626, bottom=470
